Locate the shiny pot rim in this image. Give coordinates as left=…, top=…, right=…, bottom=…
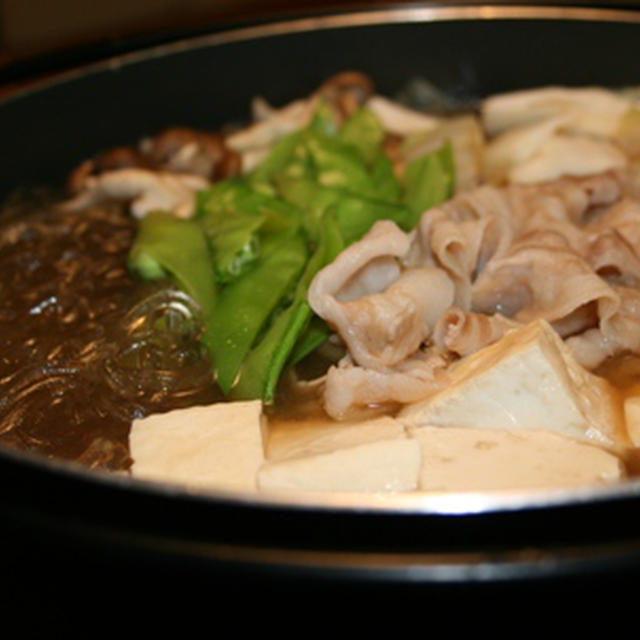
left=3, top=3, right=640, bottom=105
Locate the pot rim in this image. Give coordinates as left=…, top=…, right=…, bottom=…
left=2, top=3, right=640, bottom=104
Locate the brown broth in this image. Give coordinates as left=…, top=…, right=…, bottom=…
left=0, top=195, right=221, bottom=470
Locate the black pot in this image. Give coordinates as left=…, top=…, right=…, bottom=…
left=2, top=4, right=640, bottom=609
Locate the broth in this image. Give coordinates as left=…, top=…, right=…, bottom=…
left=0, top=194, right=220, bottom=469
left=2, top=189, right=640, bottom=476
left=3, top=76, right=640, bottom=494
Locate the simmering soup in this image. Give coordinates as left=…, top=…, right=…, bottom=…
left=2, top=73, right=640, bottom=494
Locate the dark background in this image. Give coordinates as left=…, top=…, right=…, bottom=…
left=1, top=1, right=639, bottom=68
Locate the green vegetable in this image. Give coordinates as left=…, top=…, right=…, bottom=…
left=287, top=316, right=331, bottom=367
left=338, top=106, right=385, bottom=166
left=230, top=211, right=343, bottom=402
left=197, top=180, right=301, bottom=283
left=276, top=174, right=408, bottom=243
left=309, top=97, right=340, bottom=137
left=230, top=299, right=311, bottom=402
left=305, top=132, right=378, bottom=198
left=369, top=153, right=400, bottom=203
left=402, top=141, right=455, bottom=227
left=127, top=211, right=217, bottom=321
left=207, top=230, right=308, bottom=394
left=248, top=130, right=306, bottom=196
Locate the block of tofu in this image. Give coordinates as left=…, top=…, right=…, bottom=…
left=413, top=426, right=623, bottom=492
left=265, top=415, right=406, bottom=461
left=129, top=400, right=265, bottom=492
left=623, top=396, right=640, bottom=446
left=399, top=319, right=626, bottom=449
left=258, top=416, right=420, bottom=492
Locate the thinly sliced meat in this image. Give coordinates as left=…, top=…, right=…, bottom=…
left=588, top=229, right=640, bottom=287
left=323, top=351, right=449, bottom=420
left=506, top=171, right=625, bottom=232
left=309, top=220, right=429, bottom=369
left=472, top=235, right=621, bottom=331
left=412, top=185, right=514, bottom=307
left=588, top=198, right=640, bottom=250
left=566, top=287, right=640, bottom=368
left=432, top=306, right=521, bottom=356
left=311, top=249, right=454, bottom=369
left=310, top=170, right=639, bottom=416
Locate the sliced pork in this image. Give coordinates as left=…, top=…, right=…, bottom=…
left=309, top=169, right=640, bottom=417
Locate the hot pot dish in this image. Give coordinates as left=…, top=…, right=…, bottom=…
left=3, top=64, right=640, bottom=502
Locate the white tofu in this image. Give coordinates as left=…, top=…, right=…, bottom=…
left=129, top=400, right=265, bottom=492
left=623, top=396, right=640, bottom=446
left=265, top=415, right=406, bottom=461
left=399, top=319, right=626, bottom=449
left=413, top=426, right=623, bottom=492
left=258, top=416, right=420, bottom=492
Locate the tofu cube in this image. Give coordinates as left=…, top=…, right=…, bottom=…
left=413, top=426, right=623, bottom=492
left=400, top=319, right=626, bottom=449
left=258, top=416, right=420, bottom=492
left=129, top=400, right=265, bottom=492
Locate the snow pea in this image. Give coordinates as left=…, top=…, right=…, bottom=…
left=276, top=174, right=409, bottom=243
left=287, top=315, right=331, bottom=368
left=127, top=211, right=217, bottom=322
left=403, top=141, right=455, bottom=227
left=197, top=180, right=301, bottom=283
left=305, top=132, right=378, bottom=198
left=208, top=229, right=309, bottom=394
left=248, top=129, right=306, bottom=196
left=230, top=211, right=343, bottom=402
left=369, top=153, right=401, bottom=203
left=338, top=106, right=385, bottom=166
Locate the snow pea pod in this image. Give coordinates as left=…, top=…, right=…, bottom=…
left=338, top=106, right=386, bottom=166
left=127, top=211, right=217, bottom=321
left=248, top=129, right=307, bottom=196
left=276, top=174, right=409, bottom=243
left=287, top=315, right=331, bottom=368
left=230, top=212, right=343, bottom=402
left=197, top=180, right=301, bottom=283
left=208, top=229, right=309, bottom=394
left=403, top=141, right=455, bottom=227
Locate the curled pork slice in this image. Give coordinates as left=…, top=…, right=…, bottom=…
left=334, top=267, right=454, bottom=369
left=506, top=170, right=625, bottom=232
left=62, top=168, right=209, bottom=219
left=411, top=185, right=514, bottom=307
left=311, top=169, right=637, bottom=416
left=309, top=220, right=455, bottom=369
left=588, top=229, right=640, bottom=287
left=567, top=287, right=640, bottom=369
left=472, top=234, right=621, bottom=331
left=588, top=198, right=640, bottom=250
left=323, top=351, right=449, bottom=420
left=432, top=306, right=521, bottom=357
